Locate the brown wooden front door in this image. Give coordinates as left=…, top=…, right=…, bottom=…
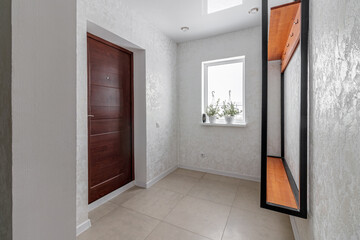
left=87, top=33, right=133, bottom=203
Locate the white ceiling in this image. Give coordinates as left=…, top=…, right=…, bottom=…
left=122, top=0, right=292, bottom=43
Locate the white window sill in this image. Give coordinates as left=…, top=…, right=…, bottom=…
left=201, top=122, right=247, bottom=127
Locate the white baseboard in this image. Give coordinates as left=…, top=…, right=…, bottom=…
left=178, top=164, right=260, bottom=182
left=290, top=216, right=300, bottom=240
left=135, top=180, right=147, bottom=188
left=139, top=165, right=178, bottom=189
left=88, top=180, right=135, bottom=211
left=76, top=219, right=91, bottom=236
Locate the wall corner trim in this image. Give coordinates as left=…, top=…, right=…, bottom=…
left=76, top=219, right=91, bottom=236
left=290, top=216, right=300, bottom=240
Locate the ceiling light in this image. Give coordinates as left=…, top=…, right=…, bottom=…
left=207, top=0, right=243, bottom=14
left=181, top=27, right=189, bottom=32
left=248, top=7, right=259, bottom=14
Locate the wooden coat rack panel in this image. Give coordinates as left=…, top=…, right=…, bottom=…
left=281, top=5, right=301, bottom=72
left=267, top=157, right=298, bottom=209
left=268, top=1, right=301, bottom=72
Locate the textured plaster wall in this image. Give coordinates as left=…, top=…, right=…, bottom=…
left=76, top=0, right=89, bottom=226
left=12, top=0, right=77, bottom=239
left=294, top=0, right=360, bottom=239
left=77, top=0, right=178, bottom=226
left=177, top=27, right=262, bottom=179
left=0, top=0, right=12, bottom=239
left=284, top=46, right=301, bottom=188
left=268, top=60, right=282, bottom=157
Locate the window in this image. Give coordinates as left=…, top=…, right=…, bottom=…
left=202, top=56, right=246, bottom=125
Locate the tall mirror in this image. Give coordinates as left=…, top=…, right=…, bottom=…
left=261, top=0, right=308, bottom=218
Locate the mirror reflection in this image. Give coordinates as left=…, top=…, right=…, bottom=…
left=266, top=0, right=301, bottom=210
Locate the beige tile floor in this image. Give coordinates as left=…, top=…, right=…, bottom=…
left=78, top=168, right=294, bottom=240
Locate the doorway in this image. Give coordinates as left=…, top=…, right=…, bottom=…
left=87, top=33, right=134, bottom=203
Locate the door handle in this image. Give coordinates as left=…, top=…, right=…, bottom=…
left=88, top=115, right=95, bottom=118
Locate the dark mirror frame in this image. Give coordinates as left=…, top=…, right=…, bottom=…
left=260, top=0, right=309, bottom=219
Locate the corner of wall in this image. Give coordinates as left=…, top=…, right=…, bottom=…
left=76, top=219, right=91, bottom=236
left=290, top=216, right=300, bottom=240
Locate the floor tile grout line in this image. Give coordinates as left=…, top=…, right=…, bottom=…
left=116, top=186, right=186, bottom=222
left=190, top=171, right=207, bottom=194
left=85, top=206, right=162, bottom=239
left=119, top=204, right=162, bottom=220
left=88, top=201, right=121, bottom=225
left=220, top=206, right=294, bottom=239
left=152, top=184, right=191, bottom=195
left=162, top=192, right=187, bottom=220
left=160, top=171, right=230, bottom=240
left=143, top=170, right=215, bottom=240
left=168, top=170, right=241, bottom=217
left=230, top=183, right=242, bottom=208
left=108, top=186, right=144, bottom=207
left=120, top=196, right=183, bottom=222
left=185, top=179, right=200, bottom=196
left=220, top=205, right=233, bottom=240
left=186, top=193, right=235, bottom=208
left=164, top=194, right=232, bottom=240
left=185, top=176, right=239, bottom=208
left=143, top=220, right=162, bottom=240
left=161, top=220, right=213, bottom=240
left=118, top=205, right=162, bottom=222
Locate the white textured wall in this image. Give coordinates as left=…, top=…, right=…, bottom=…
left=268, top=60, right=282, bottom=157
left=284, top=46, right=301, bottom=188
left=293, top=0, right=360, bottom=239
left=12, top=0, right=77, bottom=239
left=77, top=0, right=178, bottom=226
left=76, top=0, right=89, bottom=227
left=177, top=27, right=262, bottom=179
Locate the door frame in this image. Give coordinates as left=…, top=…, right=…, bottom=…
left=86, top=32, right=135, bottom=202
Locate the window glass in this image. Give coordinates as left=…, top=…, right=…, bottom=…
left=203, top=57, right=245, bottom=123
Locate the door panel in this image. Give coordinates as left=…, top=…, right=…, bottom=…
left=90, top=119, right=125, bottom=135
left=90, top=85, right=122, bottom=107
left=91, top=71, right=122, bottom=88
left=91, top=106, right=122, bottom=120
left=87, top=34, right=133, bottom=203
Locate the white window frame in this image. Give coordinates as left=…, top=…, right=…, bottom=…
left=201, top=56, right=246, bottom=126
